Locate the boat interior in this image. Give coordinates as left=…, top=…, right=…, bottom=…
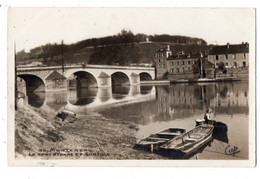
left=161, top=125, right=213, bottom=150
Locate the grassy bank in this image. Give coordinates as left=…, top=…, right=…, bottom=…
left=15, top=106, right=167, bottom=160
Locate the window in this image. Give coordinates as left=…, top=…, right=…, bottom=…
left=243, top=53, right=246, bottom=59
left=233, top=54, right=236, bottom=59
left=182, top=61, right=185, bottom=65
left=194, top=61, right=197, bottom=64
left=176, top=68, right=179, bottom=73
left=216, top=55, right=219, bottom=60
left=225, top=54, right=228, bottom=60
left=177, top=62, right=179, bottom=65
left=171, top=62, right=174, bottom=66
left=183, top=68, right=185, bottom=73
left=171, top=69, right=174, bottom=73
left=243, top=61, right=246, bottom=67
left=225, top=63, right=228, bottom=67
left=188, top=61, right=191, bottom=65
left=233, top=62, right=237, bottom=67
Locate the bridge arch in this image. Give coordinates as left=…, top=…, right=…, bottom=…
left=139, top=72, right=153, bottom=81
left=17, top=74, right=45, bottom=92
left=111, top=72, right=130, bottom=86
left=67, top=71, right=98, bottom=88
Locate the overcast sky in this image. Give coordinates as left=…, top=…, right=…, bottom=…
left=8, top=8, right=255, bottom=52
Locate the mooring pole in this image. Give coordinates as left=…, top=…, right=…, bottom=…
left=61, top=40, right=64, bottom=73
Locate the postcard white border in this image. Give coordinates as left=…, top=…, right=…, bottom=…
left=5, top=6, right=257, bottom=168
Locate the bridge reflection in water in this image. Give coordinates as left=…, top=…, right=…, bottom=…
left=28, top=85, right=156, bottom=114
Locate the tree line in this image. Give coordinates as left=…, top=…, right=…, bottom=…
left=16, top=29, right=207, bottom=64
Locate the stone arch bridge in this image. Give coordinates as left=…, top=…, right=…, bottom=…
left=17, top=64, right=155, bottom=92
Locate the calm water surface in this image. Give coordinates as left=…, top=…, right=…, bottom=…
left=28, top=82, right=249, bottom=160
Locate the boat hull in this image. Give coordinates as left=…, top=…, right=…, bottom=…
left=158, top=124, right=214, bottom=159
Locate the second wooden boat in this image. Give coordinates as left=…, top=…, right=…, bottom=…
left=159, top=124, right=214, bottom=158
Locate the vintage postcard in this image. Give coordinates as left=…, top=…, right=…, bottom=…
left=7, top=7, right=256, bottom=167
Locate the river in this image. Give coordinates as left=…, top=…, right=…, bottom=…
left=27, top=81, right=249, bottom=160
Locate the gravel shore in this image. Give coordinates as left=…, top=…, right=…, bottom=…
left=15, top=106, right=167, bottom=160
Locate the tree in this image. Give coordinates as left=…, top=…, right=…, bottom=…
left=117, top=29, right=135, bottom=43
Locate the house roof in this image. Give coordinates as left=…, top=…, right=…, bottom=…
left=209, top=43, right=249, bottom=55
left=45, top=71, right=66, bottom=80
left=155, top=46, right=171, bottom=53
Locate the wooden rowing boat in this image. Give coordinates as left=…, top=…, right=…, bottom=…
left=134, top=128, right=186, bottom=152
left=159, top=124, right=214, bottom=158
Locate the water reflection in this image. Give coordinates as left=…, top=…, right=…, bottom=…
left=68, top=88, right=97, bottom=105
left=140, top=85, right=153, bottom=95
left=155, top=82, right=249, bottom=121
left=97, top=88, right=112, bottom=102
left=112, top=86, right=130, bottom=100
left=26, top=82, right=248, bottom=159
left=27, top=85, right=155, bottom=113
left=27, top=92, right=45, bottom=108
left=45, top=91, right=67, bottom=112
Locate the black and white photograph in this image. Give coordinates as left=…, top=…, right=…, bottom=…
left=7, top=7, right=255, bottom=166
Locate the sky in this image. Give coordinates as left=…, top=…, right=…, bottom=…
left=8, top=8, right=255, bottom=52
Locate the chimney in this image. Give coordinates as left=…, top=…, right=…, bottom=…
left=227, top=43, right=230, bottom=49
left=245, top=42, right=249, bottom=48
left=242, top=42, right=244, bottom=44
left=167, top=45, right=170, bottom=51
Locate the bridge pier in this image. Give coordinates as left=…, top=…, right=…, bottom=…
left=45, top=71, right=67, bottom=91
left=130, top=73, right=140, bottom=85
left=128, top=85, right=141, bottom=96
left=96, top=87, right=112, bottom=102
left=97, top=72, right=112, bottom=88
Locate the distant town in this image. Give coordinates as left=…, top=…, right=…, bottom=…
left=154, top=42, right=249, bottom=82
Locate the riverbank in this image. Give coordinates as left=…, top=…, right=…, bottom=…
left=15, top=106, right=168, bottom=160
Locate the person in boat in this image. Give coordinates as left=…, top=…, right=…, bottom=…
left=204, top=109, right=212, bottom=124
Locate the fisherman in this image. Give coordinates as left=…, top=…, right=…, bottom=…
left=204, top=108, right=212, bottom=124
